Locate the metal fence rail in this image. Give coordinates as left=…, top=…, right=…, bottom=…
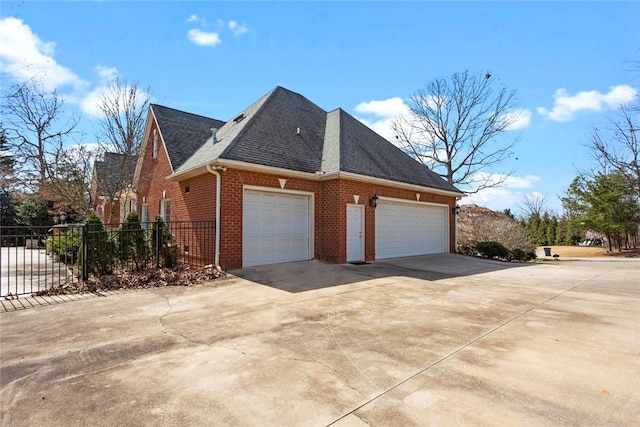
left=0, top=225, right=81, bottom=297
left=0, top=220, right=215, bottom=296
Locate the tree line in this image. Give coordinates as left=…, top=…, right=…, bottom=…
left=1, top=77, right=149, bottom=228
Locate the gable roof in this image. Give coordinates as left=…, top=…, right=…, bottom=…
left=162, top=87, right=461, bottom=195
left=92, top=152, right=137, bottom=196
left=151, top=104, right=225, bottom=171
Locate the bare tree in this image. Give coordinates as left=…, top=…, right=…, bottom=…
left=94, top=78, right=151, bottom=222
left=591, top=105, right=640, bottom=198
left=40, top=144, right=98, bottom=221
left=392, top=70, right=519, bottom=193
left=519, top=193, right=548, bottom=218
left=1, top=80, right=79, bottom=193
left=457, top=205, right=532, bottom=251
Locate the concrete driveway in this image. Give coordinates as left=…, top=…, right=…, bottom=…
left=1, top=254, right=638, bottom=426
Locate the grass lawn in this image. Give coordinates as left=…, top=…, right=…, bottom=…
left=537, top=246, right=640, bottom=258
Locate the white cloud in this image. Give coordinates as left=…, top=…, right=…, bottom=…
left=79, top=66, right=151, bottom=119
left=95, top=65, right=118, bottom=83
left=228, top=20, right=248, bottom=36
left=187, top=28, right=221, bottom=47
left=78, top=66, right=120, bottom=117
left=355, top=97, right=409, bottom=118
left=0, top=17, right=87, bottom=91
left=354, top=97, right=411, bottom=141
left=502, top=109, right=532, bottom=131
left=187, top=14, right=207, bottom=26
left=460, top=173, right=542, bottom=212
left=538, top=85, right=638, bottom=122
left=80, top=88, right=105, bottom=117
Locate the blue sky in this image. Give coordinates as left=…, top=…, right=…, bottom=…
left=1, top=1, right=638, bottom=215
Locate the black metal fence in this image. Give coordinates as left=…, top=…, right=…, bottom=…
left=0, top=220, right=215, bottom=296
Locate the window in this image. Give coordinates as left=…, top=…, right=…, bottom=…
left=152, top=129, right=158, bottom=159
left=161, top=199, right=171, bottom=223
left=120, top=198, right=137, bottom=222
left=141, top=204, right=149, bottom=230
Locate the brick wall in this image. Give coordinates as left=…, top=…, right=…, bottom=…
left=333, top=180, right=457, bottom=262
left=211, top=169, right=456, bottom=269
left=136, top=121, right=181, bottom=222
left=216, top=169, right=322, bottom=269
left=137, top=136, right=457, bottom=270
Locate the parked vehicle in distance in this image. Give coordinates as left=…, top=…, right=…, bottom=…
left=578, top=238, right=604, bottom=247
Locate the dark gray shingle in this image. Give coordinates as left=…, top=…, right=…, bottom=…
left=337, top=109, right=460, bottom=193
left=161, top=87, right=461, bottom=195
left=93, top=152, right=137, bottom=195
left=220, top=87, right=327, bottom=173
left=151, top=104, right=225, bottom=171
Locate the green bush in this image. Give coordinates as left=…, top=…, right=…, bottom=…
left=46, top=230, right=81, bottom=264
left=85, top=213, right=115, bottom=277
left=117, top=211, right=149, bottom=270
left=525, top=250, right=537, bottom=261
left=151, top=216, right=180, bottom=268
left=508, top=248, right=526, bottom=262
left=475, top=241, right=509, bottom=259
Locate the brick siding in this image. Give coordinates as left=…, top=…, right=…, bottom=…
left=136, top=122, right=457, bottom=270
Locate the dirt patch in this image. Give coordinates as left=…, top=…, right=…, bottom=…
left=537, top=246, right=640, bottom=258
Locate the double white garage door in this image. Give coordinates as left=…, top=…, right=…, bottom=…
left=375, top=200, right=449, bottom=259
left=243, top=189, right=448, bottom=267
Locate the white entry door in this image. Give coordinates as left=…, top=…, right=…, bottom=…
left=346, top=205, right=364, bottom=262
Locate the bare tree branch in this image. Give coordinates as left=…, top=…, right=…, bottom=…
left=392, top=70, right=519, bottom=194
left=590, top=105, right=640, bottom=198
left=94, top=78, right=151, bottom=222
left=1, top=80, right=79, bottom=194
left=519, top=193, right=547, bottom=218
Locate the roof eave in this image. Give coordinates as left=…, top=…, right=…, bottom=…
left=166, top=164, right=210, bottom=181
left=169, top=159, right=463, bottom=198
left=327, top=171, right=464, bottom=198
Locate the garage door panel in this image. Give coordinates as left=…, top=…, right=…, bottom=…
left=375, top=201, right=448, bottom=259
left=243, top=190, right=311, bottom=267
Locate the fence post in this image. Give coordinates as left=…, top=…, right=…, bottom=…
left=82, top=223, right=89, bottom=281
left=155, top=220, right=160, bottom=268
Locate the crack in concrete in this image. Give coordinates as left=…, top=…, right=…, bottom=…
left=152, top=290, right=208, bottom=348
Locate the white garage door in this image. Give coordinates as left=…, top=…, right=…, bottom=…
left=243, top=190, right=311, bottom=267
left=375, top=200, right=448, bottom=259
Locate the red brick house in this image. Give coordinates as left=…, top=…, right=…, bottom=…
left=133, top=87, right=463, bottom=270
left=91, top=152, right=138, bottom=225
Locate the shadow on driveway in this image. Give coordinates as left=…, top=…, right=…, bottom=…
left=229, top=254, right=531, bottom=293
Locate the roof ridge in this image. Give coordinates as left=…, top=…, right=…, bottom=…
left=151, top=103, right=223, bottom=122
left=219, top=87, right=281, bottom=158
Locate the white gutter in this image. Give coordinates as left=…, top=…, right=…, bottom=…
left=206, top=164, right=226, bottom=268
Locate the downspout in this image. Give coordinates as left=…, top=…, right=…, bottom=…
left=454, top=197, right=462, bottom=253
left=206, top=164, right=225, bottom=268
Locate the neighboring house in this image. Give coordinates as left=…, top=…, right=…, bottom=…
left=91, top=152, right=138, bottom=224
left=133, top=87, right=463, bottom=270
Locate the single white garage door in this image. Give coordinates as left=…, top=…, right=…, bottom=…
left=243, top=190, right=311, bottom=267
left=375, top=200, right=448, bottom=259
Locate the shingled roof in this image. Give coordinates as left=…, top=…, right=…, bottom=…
left=165, top=87, right=461, bottom=194
left=151, top=104, right=225, bottom=171
left=92, top=152, right=137, bottom=196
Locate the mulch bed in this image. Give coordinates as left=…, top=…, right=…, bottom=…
left=30, top=265, right=227, bottom=297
